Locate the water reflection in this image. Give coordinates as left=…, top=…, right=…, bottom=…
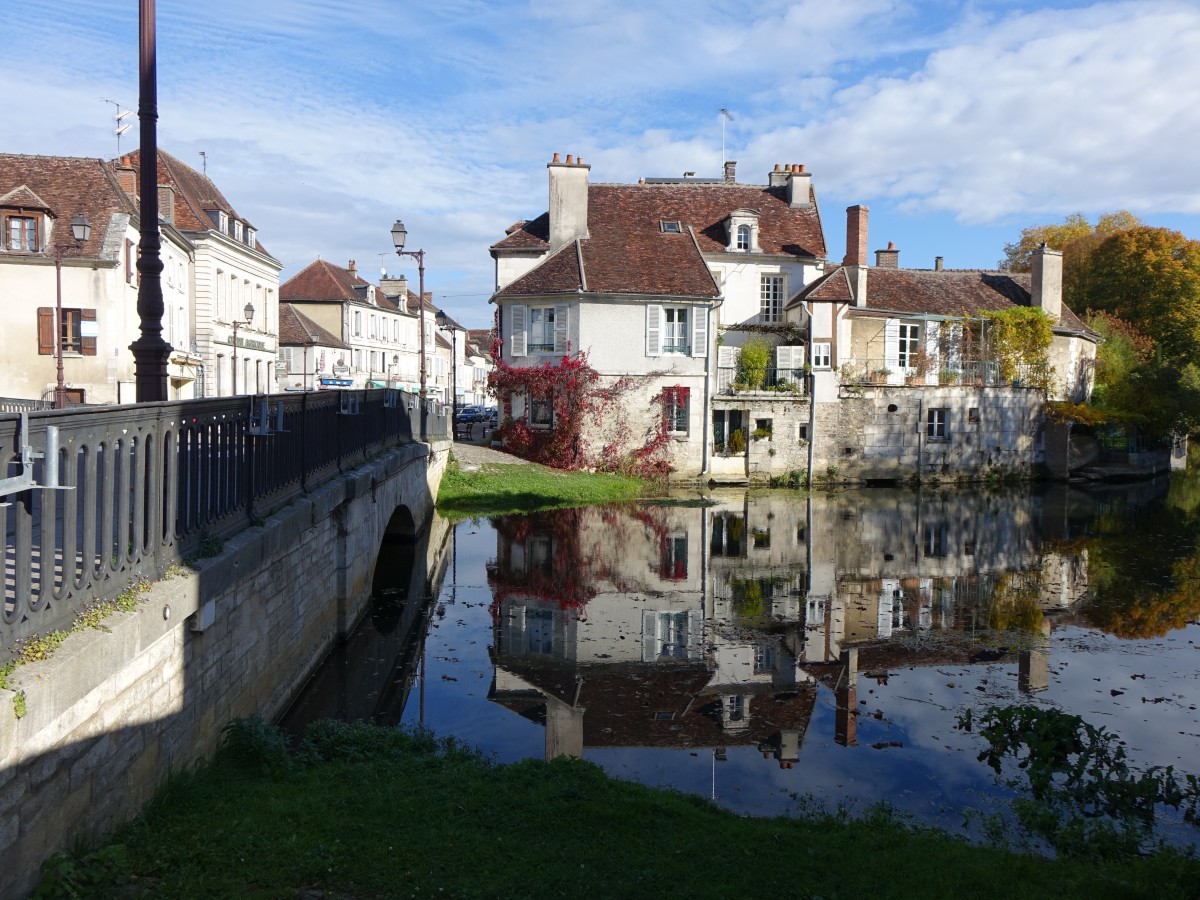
left=284, top=475, right=1200, bottom=845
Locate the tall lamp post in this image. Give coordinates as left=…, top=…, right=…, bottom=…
left=230, top=301, right=254, bottom=395
left=54, top=214, right=91, bottom=409
left=391, top=219, right=427, bottom=439
left=436, top=309, right=460, bottom=429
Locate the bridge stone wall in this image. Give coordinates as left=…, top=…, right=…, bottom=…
left=0, top=440, right=449, bottom=900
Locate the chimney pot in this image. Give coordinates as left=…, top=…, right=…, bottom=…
left=566, top=154, right=574, bottom=164
left=799, top=164, right=806, bottom=173
left=774, top=163, right=782, bottom=171
left=348, top=260, right=356, bottom=272
left=935, top=256, right=944, bottom=271
left=552, top=152, right=561, bottom=163
left=577, top=156, right=583, bottom=165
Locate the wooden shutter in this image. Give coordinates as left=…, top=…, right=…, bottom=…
left=37, top=307, right=54, bottom=355
left=554, top=303, right=569, bottom=353
left=81, top=309, right=97, bottom=356
left=510, top=304, right=527, bottom=357
left=690, top=305, right=708, bottom=358
left=646, top=304, right=662, bottom=356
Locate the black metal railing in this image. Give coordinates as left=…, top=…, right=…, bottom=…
left=716, top=367, right=809, bottom=395
left=2, top=390, right=449, bottom=661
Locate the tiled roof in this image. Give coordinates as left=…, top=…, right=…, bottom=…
left=281, top=259, right=373, bottom=302
left=278, top=303, right=349, bottom=349
left=0, top=154, right=135, bottom=259
left=494, top=181, right=826, bottom=299
left=796, top=265, right=1093, bottom=335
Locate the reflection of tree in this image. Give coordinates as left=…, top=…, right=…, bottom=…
left=987, top=572, right=1045, bottom=633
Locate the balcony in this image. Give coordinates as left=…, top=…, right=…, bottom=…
left=716, top=366, right=809, bottom=396
left=838, top=358, right=1049, bottom=388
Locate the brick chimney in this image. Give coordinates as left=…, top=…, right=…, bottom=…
left=158, top=184, right=175, bottom=224
left=844, top=205, right=869, bottom=266
left=114, top=155, right=137, bottom=200
left=547, top=152, right=590, bottom=249
left=723, top=160, right=737, bottom=184
left=875, top=241, right=899, bottom=268
left=348, top=259, right=357, bottom=275
left=786, top=164, right=812, bottom=209
left=1031, top=243, right=1063, bottom=322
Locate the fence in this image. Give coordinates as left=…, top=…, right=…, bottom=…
left=2, top=390, right=449, bottom=662
left=838, top=358, right=1049, bottom=388
left=716, top=366, right=810, bottom=395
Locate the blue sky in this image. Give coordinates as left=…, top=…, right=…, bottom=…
left=7, top=0, right=1200, bottom=328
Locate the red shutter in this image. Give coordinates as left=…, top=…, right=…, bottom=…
left=81, top=309, right=97, bottom=356
left=37, top=307, right=54, bottom=355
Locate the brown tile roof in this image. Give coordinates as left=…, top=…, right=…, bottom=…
left=278, top=303, right=349, bottom=349
left=281, top=258, right=373, bottom=302
left=796, top=265, right=1093, bottom=335
left=0, top=153, right=135, bottom=259
left=494, top=181, right=826, bottom=299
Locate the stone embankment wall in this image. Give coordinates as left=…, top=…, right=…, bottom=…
left=0, top=441, right=448, bottom=900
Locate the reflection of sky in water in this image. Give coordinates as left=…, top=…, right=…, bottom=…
left=321, top=490, right=1200, bottom=849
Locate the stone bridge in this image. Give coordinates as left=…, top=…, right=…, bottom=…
left=1, top=393, right=452, bottom=898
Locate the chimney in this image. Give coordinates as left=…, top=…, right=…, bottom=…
left=348, top=259, right=357, bottom=275
left=786, top=164, right=812, bottom=209
left=114, top=155, right=137, bottom=199
left=379, top=273, right=408, bottom=301
left=934, top=256, right=944, bottom=271
left=547, top=152, right=590, bottom=248
left=844, top=205, right=869, bottom=266
left=157, top=183, right=175, bottom=224
left=723, top=160, right=737, bottom=184
left=768, top=163, right=788, bottom=188
left=875, top=241, right=899, bottom=268
left=1031, top=242, right=1063, bottom=322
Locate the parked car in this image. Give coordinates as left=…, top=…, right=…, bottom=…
left=456, top=405, right=484, bottom=423
left=484, top=407, right=498, bottom=424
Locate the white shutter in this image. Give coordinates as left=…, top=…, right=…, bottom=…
left=646, top=304, right=663, bottom=356
left=643, top=610, right=658, bottom=662
left=510, top=304, right=527, bottom=357
left=686, top=610, right=701, bottom=660
left=690, top=306, right=708, bottom=358
left=776, top=345, right=797, bottom=372
left=884, top=318, right=900, bottom=380
left=554, top=304, right=569, bottom=353
left=718, top=345, right=739, bottom=368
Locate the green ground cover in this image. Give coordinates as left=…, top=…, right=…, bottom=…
left=38, top=719, right=1200, bottom=899
left=436, top=459, right=645, bottom=518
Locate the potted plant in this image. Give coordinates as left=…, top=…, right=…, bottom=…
left=871, top=367, right=892, bottom=384
left=728, top=428, right=747, bottom=454
left=938, top=368, right=959, bottom=385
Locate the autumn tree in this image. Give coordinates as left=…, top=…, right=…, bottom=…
left=999, top=210, right=1142, bottom=273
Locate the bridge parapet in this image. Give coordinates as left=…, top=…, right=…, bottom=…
left=2, top=390, right=449, bottom=661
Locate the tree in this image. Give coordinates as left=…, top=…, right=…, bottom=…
left=999, top=211, right=1142, bottom=273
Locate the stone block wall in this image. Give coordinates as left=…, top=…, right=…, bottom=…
left=0, top=441, right=447, bottom=899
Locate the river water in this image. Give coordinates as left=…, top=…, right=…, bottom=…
left=281, top=475, right=1200, bottom=849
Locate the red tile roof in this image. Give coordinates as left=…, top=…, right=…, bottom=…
left=494, top=181, right=826, bottom=299
left=0, top=154, right=136, bottom=259
left=281, top=258, right=373, bottom=302
left=278, top=303, right=349, bottom=349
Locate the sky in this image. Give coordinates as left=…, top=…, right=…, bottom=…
left=6, top=0, right=1200, bottom=328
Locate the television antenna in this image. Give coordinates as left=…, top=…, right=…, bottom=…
left=720, top=108, right=734, bottom=168
left=101, top=98, right=133, bottom=157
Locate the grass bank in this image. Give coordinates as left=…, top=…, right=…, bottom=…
left=436, top=459, right=645, bottom=518
left=38, top=719, right=1200, bottom=899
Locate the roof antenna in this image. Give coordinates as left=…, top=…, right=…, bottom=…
left=378, top=251, right=390, bottom=278
left=101, top=98, right=133, bottom=158
left=199, top=150, right=207, bottom=175
left=720, top=107, right=734, bottom=169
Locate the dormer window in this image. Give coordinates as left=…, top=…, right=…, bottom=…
left=5, top=214, right=40, bottom=251
left=207, top=209, right=229, bottom=233
left=660, top=220, right=682, bottom=234
left=233, top=220, right=244, bottom=242
left=726, top=208, right=762, bottom=253
left=245, top=227, right=256, bottom=247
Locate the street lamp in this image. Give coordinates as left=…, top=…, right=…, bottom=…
left=231, top=301, right=254, bottom=395
left=54, top=214, right=91, bottom=408
left=391, top=219, right=427, bottom=439
left=436, top=309, right=460, bottom=427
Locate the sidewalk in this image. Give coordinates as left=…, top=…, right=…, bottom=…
left=450, top=437, right=532, bottom=470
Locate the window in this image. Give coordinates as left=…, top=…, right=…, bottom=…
left=752, top=528, right=771, bottom=550
left=968, top=407, right=980, bottom=425
left=353, top=349, right=361, bottom=371
left=6, top=215, right=40, bottom=251
left=529, top=306, right=556, bottom=352
left=530, top=392, right=553, bottom=428
left=927, top=407, right=948, bottom=439
left=246, top=227, right=256, bottom=247
left=527, top=609, right=554, bottom=655
left=754, top=418, right=772, bottom=441
left=233, top=220, right=244, bottom=242
left=811, top=342, right=831, bottom=369
left=754, top=643, right=776, bottom=674
left=657, top=612, right=690, bottom=658
left=898, top=323, right=921, bottom=368
left=353, top=311, right=362, bottom=336
left=663, top=386, right=689, bottom=434
left=660, top=220, right=682, bottom=234
left=37, top=307, right=97, bottom=355
left=760, top=275, right=784, bottom=322
left=736, top=224, right=751, bottom=250
left=659, top=534, right=688, bottom=581
left=663, top=307, right=689, bottom=353
left=369, top=315, right=377, bottom=339
left=726, top=694, right=745, bottom=723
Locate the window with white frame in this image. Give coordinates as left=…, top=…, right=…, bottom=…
left=899, top=322, right=921, bottom=368
left=354, top=311, right=362, bottom=336
left=736, top=224, right=751, bottom=250
left=663, top=386, right=689, bottom=434
left=528, top=306, right=557, bottom=352
left=760, top=275, right=784, bottom=322
left=663, top=307, right=689, bottom=353
left=811, top=341, right=831, bottom=369
left=369, top=315, right=377, bottom=339
left=927, top=407, right=948, bottom=439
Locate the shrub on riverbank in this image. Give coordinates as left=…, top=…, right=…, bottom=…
left=436, top=459, right=644, bottom=518
left=38, top=718, right=1200, bottom=899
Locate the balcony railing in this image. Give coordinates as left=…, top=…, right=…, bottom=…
left=528, top=342, right=556, bottom=353
left=662, top=342, right=691, bottom=354
left=838, top=358, right=1049, bottom=388
left=716, top=367, right=809, bottom=396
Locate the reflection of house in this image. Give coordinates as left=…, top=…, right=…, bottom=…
left=792, top=207, right=1100, bottom=481
left=489, top=156, right=826, bottom=478
left=486, top=489, right=1091, bottom=763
